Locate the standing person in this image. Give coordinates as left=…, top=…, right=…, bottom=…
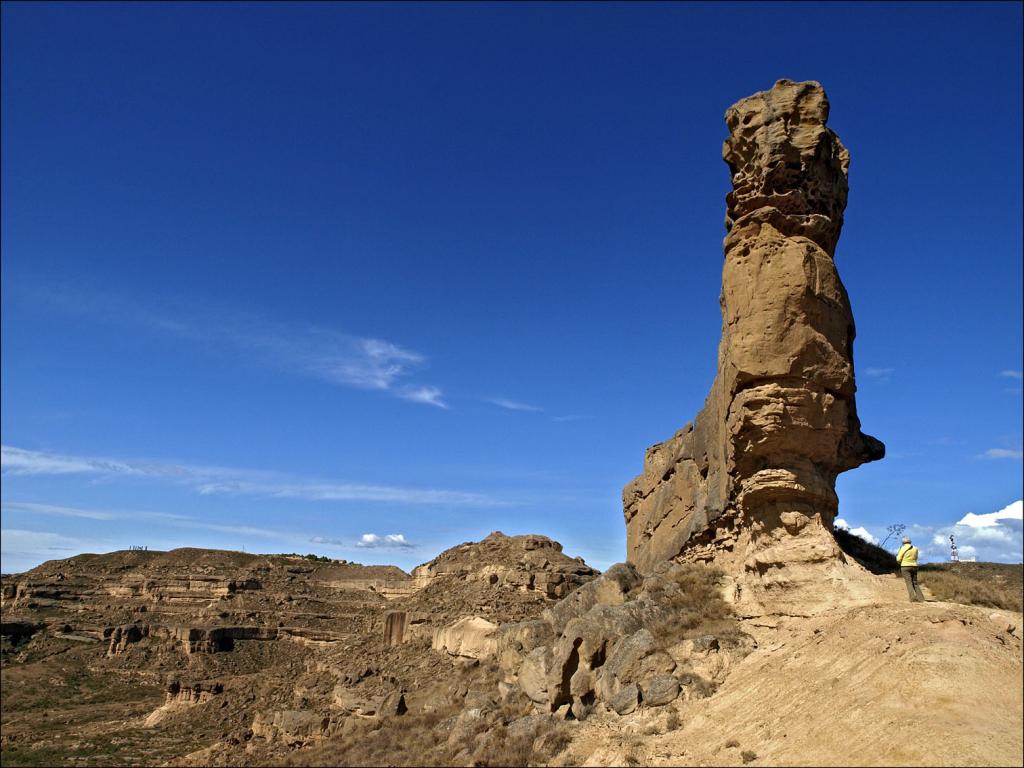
left=896, top=536, right=925, bottom=602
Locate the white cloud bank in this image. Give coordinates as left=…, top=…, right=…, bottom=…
left=956, top=500, right=1023, bottom=528
left=1, top=445, right=497, bottom=507
left=834, top=518, right=879, bottom=545
left=923, top=502, right=1022, bottom=563
left=838, top=501, right=1022, bottom=563
left=356, top=533, right=414, bottom=549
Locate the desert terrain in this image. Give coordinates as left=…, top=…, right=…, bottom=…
left=3, top=77, right=1022, bottom=767
left=1, top=537, right=1021, bottom=766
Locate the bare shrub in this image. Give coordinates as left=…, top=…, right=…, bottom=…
left=293, top=656, right=572, bottom=767
left=646, top=564, right=739, bottom=646
left=471, top=717, right=571, bottom=766
left=665, top=709, right=681, bottom=731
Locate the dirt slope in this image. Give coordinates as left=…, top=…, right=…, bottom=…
left=559, top=579, right=1023, bottom=767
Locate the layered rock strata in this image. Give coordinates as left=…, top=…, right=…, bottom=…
left=411, top=532, right=598, bottom=600
left=623, top=80, right=883, bottom=603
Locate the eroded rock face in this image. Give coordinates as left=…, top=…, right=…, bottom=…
left=411, top=532, right=598, bottom=599
left=497, top=560, right=749, bottom=718
left=432, top=616, right=500, bottom=659
left=624, top=79, right=883, bottom=579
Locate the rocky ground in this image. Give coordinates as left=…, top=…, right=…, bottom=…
left=3, top=534, right=1020, bottom=767
left=553, top=590, right=1022, bottom=767
left=0, top=533, right=599, bottom=766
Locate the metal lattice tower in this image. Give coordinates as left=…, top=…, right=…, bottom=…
left=949, top=534, right=960, bottom=563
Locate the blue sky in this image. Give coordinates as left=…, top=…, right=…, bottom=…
left=2, top=2, right=1021, bottom=574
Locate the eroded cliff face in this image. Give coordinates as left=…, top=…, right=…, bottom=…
left=624, top=80, right=883, bottom=584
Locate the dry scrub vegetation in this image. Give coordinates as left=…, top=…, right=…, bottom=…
left=293, top=564, right=742, bottom=766
left=643, top=563, right=740, bottom=647
left=290, top=660, right=571, bottom=767
left=919, top=562, right=1023, bottom=612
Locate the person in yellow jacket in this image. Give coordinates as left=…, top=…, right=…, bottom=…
left=896, top=536, right=925, bottom=602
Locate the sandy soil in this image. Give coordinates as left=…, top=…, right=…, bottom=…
left=559, top=577, right=1023, bottom=767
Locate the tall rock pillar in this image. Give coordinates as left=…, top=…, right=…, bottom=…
left=623, top=80, right=883, bottom=609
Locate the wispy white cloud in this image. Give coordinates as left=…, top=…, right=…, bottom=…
left=0, top=447, right=144, bottom=477
left=980, top=448, right=1024, bottom=460
left=863, top=367, right=895, bottom=379
left=0, top=528, right=112, bottom=573
left=1000, top=370, right=1023, bottom=380
left=33, top=287, right=446, bottom=408
left=1, top=501, right=424, bottom=561
left=2, top=500, right=292, bottom=540
left=193, top=479, right=491, bottom=505
left=0, top=500, right=185, bottom=522
left=1, top=445, right=498, bottom=506
left=400, top=385, right=448, bottom=409
left=0, top=502, right=430, bottom=571
left=355, top=533, right=415, bottom=549
left=483, top=397, right=544, bottom=413
left=309, top=536, right=346, bottom=546
left=1, top=528, right=84, bottom=553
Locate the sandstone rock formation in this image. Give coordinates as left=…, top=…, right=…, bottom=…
left=0, top=534, right=599, bottom=765
left=432, top=615, right=500, bottom=659
left=495, top=560, right=745, bottom=719
left=623, top=80, right=884, bottom=606
left=411, top=531, right=598, bottom=600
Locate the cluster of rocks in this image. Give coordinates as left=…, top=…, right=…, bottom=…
left=427, top=80, right=886, bottom=722
left=1, top=529, right=607, bottom=764
left=430, top=561, right=748, bottom=720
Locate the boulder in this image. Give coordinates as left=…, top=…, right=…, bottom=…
left=543, top=563, right=641, bottom=636
left=642, top=675, right=681, bottom=707
left=378, top=690, right=407, bottom=717
left=331, top=685, right=375, bottom=716
left=596, top=629, right=675, bottom=701
left=251, top=710, right=328, bottom=746
left=547, top=604, right=648, bottom=709
left=610, top=682, right=640, bottom=715
left=432, top=616, right=499, bottom=659
left=496, top=619, right=554, bottom=674
left=517, top=647, right=551, bottom=704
